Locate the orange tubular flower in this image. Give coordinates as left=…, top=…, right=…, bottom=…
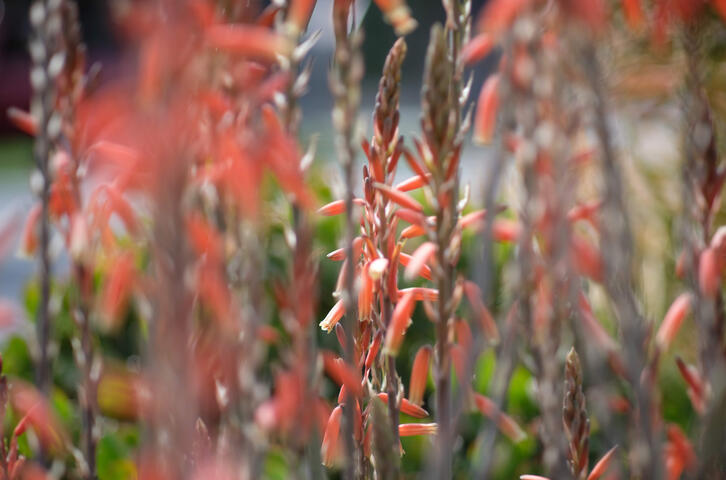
left=397, top=287, right=438, bottom=302
left=401, top=224, right=426, bottom=239
left=655, top=293, right=692, bottom=351
left=404, top=242, right=436, bottom=280
left=321, top=406, right=343, bottom=467
left=376, top=393, right=429, bottom=418
left=365, top=331, right=383, bottom=370
left=587, top=446, right=618, bottom=480
left=322, top=352, right=362, bottom=397
left=699, top=246, right=722, bottom=297
left=399, top=253, right=433, bottom=280
left=473, top=74, right=500, bottom=145
left=359, top=266, right=374, bottom=320
left=462, top=33, right=494, bottom=65
left=459, top=209, right=488, bottom=231
left=372, top=0, right=418, bottom=35
left=384, top=290, right=416, bottom=356
left=408, top=345, right=431, bottom=406
left=317, top=198, right=365, bottom=216
left=374, top=182, right=424, bottom=212
left=319, top=299, right=345, bottom=332
left=398, top=423, right=437, bottom=436
left=395, top=174, right=431, bottom=192
left=394, top=208, right=427, bottom=227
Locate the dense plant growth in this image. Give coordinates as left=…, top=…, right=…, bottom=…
left=2, top=0, right=726, bottom=478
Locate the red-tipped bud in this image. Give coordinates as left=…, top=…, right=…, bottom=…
left=401, top=224, right=426, bottom=239
left=385, top=290, right=416, bottom=356
left=572, top=235, right=603, bottom=282
left=675, top=357, right=705, bottom=414
left=376, top=393, right=429, bottom=418
left=473, top=74, right=500, bottom=145
left=317, top=198, right=365, bottom=216
left=699, top=247, right=721, bottom=297
left=409, top=345, right=431, bottom=406
left=320, top=299, right=346, bottom=332
left=321, top=405, right=343, bottom=467
left=394, top=208, right=427, bottom=227
left=322, top=352, right=362, bottom=397
left=365, top=331, right=383, bottom=370
left=460, top=209, right=487, bottom=231
left=398, top=423, right=437, bottom=436
left=335, top=323, right=347, bottom=353
left=404, top=242, right=436, bottom=281
left=397, top=288, right=438, bottom=302
left=399, top=252, right=433, bottom=281
left=374, top=182, right=424, bottom=212
left=462, top=33, right=494, bottom=65
left=587, top=445, right=618, bottom=480
left=656, top=293, right=692, bottom=351
left=395, top=174, right=431, bottom=192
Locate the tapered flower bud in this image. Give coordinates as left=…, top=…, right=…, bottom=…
left=321, top=405, right=342, bottom=467
left=384, top=290, right=416, bottom=355
left=404, top=242, right=436, bottom=281
left=699, top=247, right=721, bottom=297
left=319, top=299, right=345, bottom=332
left=399, top=253, right=433, bottom=280
left=587, top=446, right=617, bottom=480
left=398, top=423, right=437, bottom=436
left=376, top=393, right=429, bottom=418
left=655, top=293, right=692, bottom=351
left=408, top=345, right=431, bottom=405
left=462, top=33, right=494, bottom=65
left=397, top=287, right=438, bottom=302
left=374, top=182, right=423, bottom=212
left=395, top=174, right=431, bottom=192
left=473, top=74, right=500, bottom=145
